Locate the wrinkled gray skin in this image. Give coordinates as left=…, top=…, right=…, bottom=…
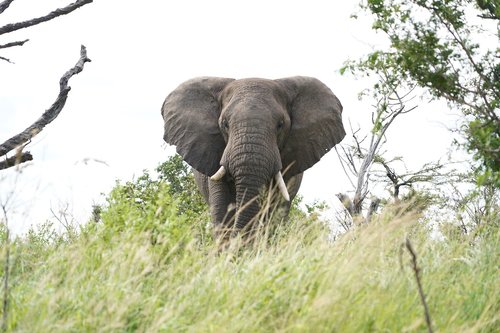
left=161, top=76, right=345, bottom=236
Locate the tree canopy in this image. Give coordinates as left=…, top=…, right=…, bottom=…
left=349, top=0, right=499, bottom=186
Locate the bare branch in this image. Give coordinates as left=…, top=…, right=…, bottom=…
left=0, top=39, right=29, bottom=49
left=0, top=55, right=11, bottom=63
left=0, top=151, right=32, bottom=170
left=366, top=197, right=380, bottom=223
left=0, top=45, right=91, bottom=160
left=478, top=14, right=499, bottom=20
left=388, top=86, right=417, bottom=102
left=352, top=129, right=366, bottom=158
left=338, top=138, right=359, bottom=176
left=0, top=0, right=93, bottom=36
left=405, top=238, right=434, bottom=333
left=50, top=203, right=76, bottom=234
left=0, top=0, right=14, bottom=15
left=335, top=146, right=356, bottom=189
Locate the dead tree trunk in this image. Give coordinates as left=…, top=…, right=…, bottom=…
left=0, top=0, right=93, bottom=170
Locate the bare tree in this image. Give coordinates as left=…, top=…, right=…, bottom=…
left=0, top=0, right=93, bottom=171
left=374, top=158, right=453, bottom=203
left=336, top=67, right=416, bottom=223
left=337, top=48, right=465, bottom=225
left=0, top=1, right=93, bottom=331
left=337, top=102, right=457, bottom=225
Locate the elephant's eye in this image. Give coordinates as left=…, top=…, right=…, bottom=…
left=222, top=119, right=229, bottom=130
left=277, top=119, right=284, bottom=130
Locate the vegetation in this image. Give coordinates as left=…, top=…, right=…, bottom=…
left=1, top=1, right=498, bottom=332
left=345, top=0, right=499, bottom=187
left=337, top=0, right=499, bottom=236
left=1, top=157, right=499, bottom=332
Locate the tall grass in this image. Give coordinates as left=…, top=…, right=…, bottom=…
left=0, top=197, right=498, bottom=332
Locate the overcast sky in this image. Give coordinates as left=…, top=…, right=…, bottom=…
left=0, top=0, right=458, bottom=234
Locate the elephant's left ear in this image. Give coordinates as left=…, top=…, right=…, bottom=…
left=276, top=76, right=346, bottom=176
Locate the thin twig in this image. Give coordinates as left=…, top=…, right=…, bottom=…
left=0, top=0, right=93, bottom=36
left=0, top=55, right=11, bottom=63
left=0, top=45, right=91, bottom=160
left=335, top=146, right=356, bottom=188
left=0, top=39, right=29, bottom=49
left=405, top=238, right=434, bottom=333
left=478, top=14, right=499, bottom=20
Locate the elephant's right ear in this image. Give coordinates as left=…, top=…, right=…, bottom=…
left=161, top=77, right=235, bottom=176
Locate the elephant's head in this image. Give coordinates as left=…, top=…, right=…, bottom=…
left=162, top=77, right=345, bottom=230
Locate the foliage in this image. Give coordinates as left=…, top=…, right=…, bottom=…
left=99, top=155, right=321, bottom=239
left=97, top=155, right=211, bottom=248
left=100, top=177, right=199, bottom=247
left=155, top=154, right=207, bottom=217
left=346, top=0, right=500, bottom=187
left=436, top=174, right=500, bottom=237
left=0, top=223, right=6, bottom=245
left=101, top=154, right=207, bottom=220
left=1, top=155, right=498, bottom=331
left=1, top=205, right=498, bottom=332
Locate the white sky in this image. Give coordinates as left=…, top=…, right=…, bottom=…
left=0, top=0, right=458, bottom=234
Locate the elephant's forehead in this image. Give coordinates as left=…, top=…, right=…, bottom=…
left=222, top=78, right=286, bottom=103
left=230, top=78, right=274, bottom=87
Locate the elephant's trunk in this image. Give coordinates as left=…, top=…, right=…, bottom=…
left=234, top=175, right=266, bottom=230
left=228, top=129, right=281, bottom=231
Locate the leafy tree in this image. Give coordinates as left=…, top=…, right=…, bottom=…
left=349, top=0, right=499, bottom=186
left=96, top=155, right=211, bottom=249
left=155, top=154, right=207, bottom=217
left=100, top=155, right=208, bottom=224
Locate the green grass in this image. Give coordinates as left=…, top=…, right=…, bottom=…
left=1, top=199, right=499, bottom=332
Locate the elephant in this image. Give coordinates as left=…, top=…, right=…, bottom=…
left=161, top=76, right=345, bottom=236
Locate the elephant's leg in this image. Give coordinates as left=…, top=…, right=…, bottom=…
left=287, top=173, right=303, bottom=202
left=193, top=170, right=236, bottom=237
left=208, top=179, right=236, bottom=236
left=193, top=170, right=209, bottom=203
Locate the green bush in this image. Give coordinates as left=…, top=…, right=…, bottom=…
left=95, top=155, right=211, bottom=247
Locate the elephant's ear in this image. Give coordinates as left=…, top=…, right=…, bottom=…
left=162, top=77, right=235, bottom=175
left=277, top=76, right=345, bottom=176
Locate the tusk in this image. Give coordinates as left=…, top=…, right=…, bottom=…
left=275, top=171, right=290, bottom=201
left=210, top=166, right=226, bottom=181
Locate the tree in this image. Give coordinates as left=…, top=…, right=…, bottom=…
left=0, top=2, right=93, bottom=330
left=0, top=0, right=93, bottom=171
left=353, top=0, right=499, bottom=186
left=99, top=155, right=208, bottom=224
left=93, top=155, right=210, bottom=249
left=338, top=50, right=421, bottom=223
left=336, top=0, right=499, bottom=232
left=155, top=154, right=207, bottom=217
